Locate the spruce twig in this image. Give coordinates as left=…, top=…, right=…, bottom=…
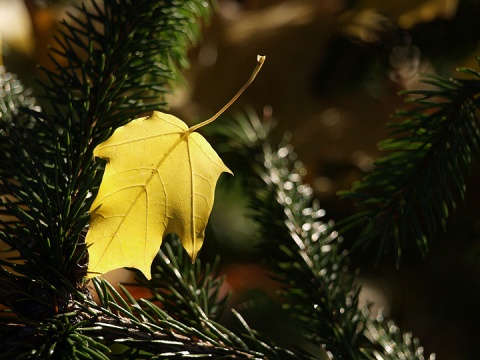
left=338, top=63, right=480, bottom=263
left=210, top=111, right=434, bottom=359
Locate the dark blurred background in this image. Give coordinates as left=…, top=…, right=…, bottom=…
left=2, top=0, right=480, bottom=358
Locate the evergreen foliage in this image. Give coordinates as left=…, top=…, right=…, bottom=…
left=210, top=112, right=433, bottom=360
left=338, top=64, right=480, bottom=264
left=1, top=0, right=476, bottom=358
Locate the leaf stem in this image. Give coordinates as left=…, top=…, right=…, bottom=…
left=189, top=55, right=266, bottom=132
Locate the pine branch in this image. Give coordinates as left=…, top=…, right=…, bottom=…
left=361, top=313, right=432, bottom=360
left=0, top=306, right=110, bottom=359
left=142, top=238, right=301, bottom=359
left=0, top=67, right=38, bottom=131
left=72, top=258, right=300, bottom=359
left=136, top=235, right=230, bottom=328
left=209, top=111, right=434, bottom=360
left=0, top=67, right=39, bottom=184
left=79, top=279, right=255, bottom=359
left=338, top=62, right=480, bottom=263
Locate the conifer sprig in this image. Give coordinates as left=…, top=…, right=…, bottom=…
left=338, top=63, right=480, bottom=263
left=210, top=112, right=434, bottom=359
left=138, top=236, right=230, bottom=328
left=72, top=244, right=301, bottom=359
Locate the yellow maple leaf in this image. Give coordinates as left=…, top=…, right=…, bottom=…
left=86, top=56, right=265, bottom=279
